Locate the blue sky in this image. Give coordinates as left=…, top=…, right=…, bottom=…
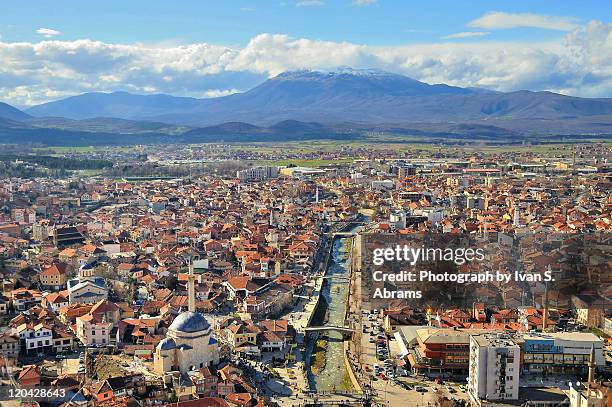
left=1, top=0, right=609, bottom=45
left=0, top=1, right=610, bottom=105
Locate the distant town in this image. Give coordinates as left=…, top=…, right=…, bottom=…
left=0, top=141, right=610, bottom=407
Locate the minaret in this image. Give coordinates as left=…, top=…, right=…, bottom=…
left=513, top=204, right=520, bottom=227
left=315, top=186, right=319, bottom=204
left=188, top=261, right=196, bottom=313
left=588, top=344, right=596, bottom=383
left=542, top=279, right=548, bottom=331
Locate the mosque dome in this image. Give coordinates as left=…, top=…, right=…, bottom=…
left=169, top=311, right=211, bottom=333
left=157, top=337, right=176, bottom=350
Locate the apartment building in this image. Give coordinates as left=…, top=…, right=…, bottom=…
left=468, top=333, right=520, bottom=402
left=236, top=166, right=279, bottom=182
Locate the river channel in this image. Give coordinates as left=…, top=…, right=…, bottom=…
left=306, top=232, right=354, bottom=392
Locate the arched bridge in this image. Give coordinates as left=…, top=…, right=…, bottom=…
left=304, top=325, right=354, bottom=334
left=321, top=275, right=349, bottom=281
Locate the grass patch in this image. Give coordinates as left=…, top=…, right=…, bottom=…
left=310, top=337, right=329, bottom=375
left=33, top=146, right=100, bottom=153
left=340, top=371, right=354, bottom=391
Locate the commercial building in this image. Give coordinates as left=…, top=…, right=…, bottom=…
left=406, top=327, right=490, bottom=376
left=521, top=332, right=604, bottom=375
left=389, top=162, right=416, bottom=177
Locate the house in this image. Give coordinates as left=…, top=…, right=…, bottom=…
left=89, top=299, right=121, bottom=326
left=102, top=374, right=146, bottom=398
left=43, top=291, right=69, bottom=313
left=225, top=277, right=272, bottom=301
left=258, top=331, right=284, bottom=352
left=91, top=380, right=115, bottom=404
left=0, top=333, right=19, bottom=358
left=38, top=263, right=68, bottom=290
left=116, top=317, right=160, bottom=344
left=53, top=328, right=76, bottom=353
left=10, top=288, right=42, bottom=311
left=191, top=366, right=219, bottom=397
left=0, top=295, right=7, bottom=315
left=76, top=313, right=112, bottom=346
left=18, top=365, right=41, bottom=387
left=226, top=321, right=261, bottom=355
left=17, top=323, right=53, bottom=354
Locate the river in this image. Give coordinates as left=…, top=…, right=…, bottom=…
left=306, top=233, right=354, bottom=392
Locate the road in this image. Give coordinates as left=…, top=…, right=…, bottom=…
left=349, top=243, right=469, bottom=407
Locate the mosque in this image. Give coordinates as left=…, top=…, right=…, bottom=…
left=154, top=264, right=219, bottom=375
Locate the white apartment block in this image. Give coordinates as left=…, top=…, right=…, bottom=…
left=16, top=323, right=53, bottom=354
left=236, top=166, right=279, bottom=182
left=468, top=333, right=521, bottom=402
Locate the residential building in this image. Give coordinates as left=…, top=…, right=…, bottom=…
left=76, top=312, right=112, bottom=346
left=468, top=333, right=520, bottom=402
left=38, top=263, right=68, bottom=290
left=0, top=333, right=20, bottom=358
left=236, top=166, right=279, bottom=182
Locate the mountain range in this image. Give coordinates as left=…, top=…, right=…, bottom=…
left=1, top=68, right=611, bottom=145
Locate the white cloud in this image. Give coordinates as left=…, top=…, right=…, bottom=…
left=0, top=20, right=611, bottom=105
left=202, top=89, right=241, bottom=98
left=36, top=28, right=61, bottom=38
left=352, top=0, right=377, bottom=5
left=442, top=32, right=490, bottom=39
left=296, top=0, right=324, bottom=6
left=468, top=11, right=580, bottom=31
left=240, top=7, right=256, bottom=12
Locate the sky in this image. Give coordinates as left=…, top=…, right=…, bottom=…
left=0, top=0, right=611, bottom=106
